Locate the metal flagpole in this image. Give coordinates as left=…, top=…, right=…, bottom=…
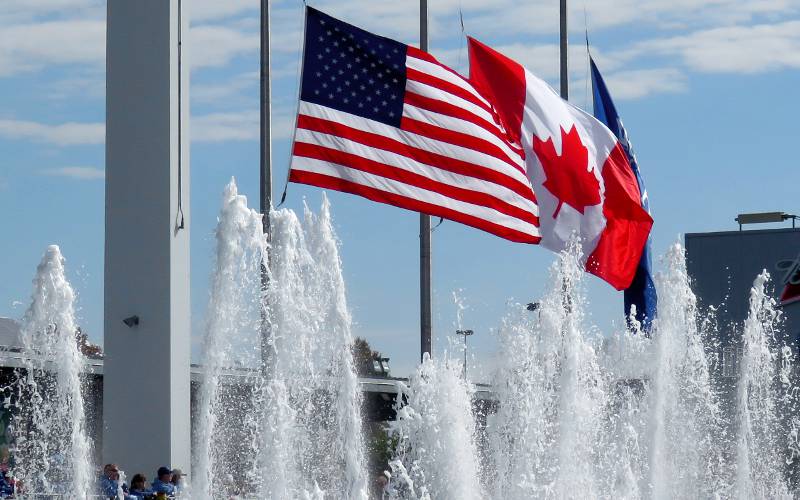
left=419, top=0, right=432, bottom=362
left=560, top=0, right=568, bottom=100
left=260, top=0, right=273, bottom=373
left=559, top=0, right=573, bottom=314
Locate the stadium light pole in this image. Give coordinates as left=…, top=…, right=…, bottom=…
left=456, top=329, right=474, bottom=380
left=420, top=0, right=433, bottom=363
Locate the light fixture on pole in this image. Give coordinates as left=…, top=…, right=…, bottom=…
left=735, top=212, right=797, bottom=231
left=456, top=329, right=474, bottom=380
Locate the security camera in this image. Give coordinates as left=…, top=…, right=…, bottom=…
left=122, top=315, right=140, bottom=328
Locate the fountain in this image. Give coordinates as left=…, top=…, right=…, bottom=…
left=195, top=179, right=268, bottom=498
left=13, top=245, right=93, bottom=498
left=9, top=189, right=799, bottom=499
left=388, top=352, right=484, bottom=500
left=734, top=271, right=790, bottom=498
left=195, top=181, right=367, bottom=499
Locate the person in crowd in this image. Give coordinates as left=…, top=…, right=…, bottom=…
left=373, top=471, right=392, bottom=500
left=99, top=463, right=129, bottom=498
left=151, top=467, right=176, bottom=496
left=170, top=468, right=185, bottom=494
left=129, top=473, right=154, bottom=499
left=0, top=470, right=13, bottom=498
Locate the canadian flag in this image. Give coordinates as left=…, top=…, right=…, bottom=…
left=468, top=38, right=653, bottom=290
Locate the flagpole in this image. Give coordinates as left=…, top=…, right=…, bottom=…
left=559, top=0, right=574, bottom=313
left=560, top=0, right=568, bottom=100
left=419, top=0, right=433, bottom=362
left=260, top=0, right=273, bottom=373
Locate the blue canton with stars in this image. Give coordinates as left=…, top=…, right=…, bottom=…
left=301, top=7, right=408, bottom=128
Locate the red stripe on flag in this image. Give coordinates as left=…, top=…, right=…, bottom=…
left=404, top=92, right=524, bottom=158
left=294, top=142, right=540, bottom=225
left=406, top=68, right=493, bottom=116
left=467, top=37, right=527, bottom=146
left=296, top=114, right=536, bottom=201
left=400, top=116, right=525, bottom=175
left=289, top=169, right=542, bottom=244
left=406, top=46, right=474, bottom=88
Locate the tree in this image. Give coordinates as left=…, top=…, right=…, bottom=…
left=75, top=327, right=103, bottom=359
left=351, top=336, right=381, bottom=376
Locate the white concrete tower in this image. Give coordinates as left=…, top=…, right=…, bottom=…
left=104, top=0, right=191, bottom=476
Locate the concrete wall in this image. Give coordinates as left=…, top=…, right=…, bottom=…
left=104, top=0, right=190, bottom=476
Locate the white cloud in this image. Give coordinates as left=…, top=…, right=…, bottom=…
left=192, top=72, right=258, bottom=104
left=190, top=25, right=259, bottom=69
left=0, top=0, right=103, bottom=24
left=41, top=166, right=105, bottom=180
left=633, top=20, right=800, bottom=74
left=0, top=19, right=104, bottom=77
left=599, top=67, right=688, bottom=100
left=192, top=111, right=259, bottom=142
left=46, top=73, right=104, bottom=100
left=190, top=0, right=257, bottom=23
left=0, top=119, right=104, bottom=145
left=192, top=109, right=295, bottom=143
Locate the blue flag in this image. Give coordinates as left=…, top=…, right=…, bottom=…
left=590, top=57, right=657, bottom=332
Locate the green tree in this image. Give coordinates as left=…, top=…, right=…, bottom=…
left=351, top=336, right=381, bottom=376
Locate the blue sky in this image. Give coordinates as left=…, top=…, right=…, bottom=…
left=2, top=0, right=799, bottom=378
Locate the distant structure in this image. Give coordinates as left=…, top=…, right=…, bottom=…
left=685, top=215, right=800, bottom=377
left=0, top=318, right=23, bottom=351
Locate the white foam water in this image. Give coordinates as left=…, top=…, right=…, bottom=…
left=14, top=245, right=93, bottom=498
left=486, top=242, right=606, bottom=499
left=481, top=242, right=797, bottom=498
left=257, top=196, right=367, bottom=499
left=646, top=243, right=725, bottom=499
left=195, top=179, right=268, bottom=498
left=16, top=185, right=797, bottom=500
left=196, top=182, right=367, bottom=499
left=388, top=353, right=483, bottom=500
left=734, top=271, right=791, bottom=498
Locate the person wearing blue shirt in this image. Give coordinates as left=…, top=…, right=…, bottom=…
left=170, top=468, right=185, bottom=495
left=128, top=473, right=154, bottom=499
left=99, top=463, right=129, bottom=498
left=0, top=472, right=13, bottom=498
left=151, top=467, right=176, bottom=496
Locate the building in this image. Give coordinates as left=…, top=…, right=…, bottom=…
left=685, top=219, right=800, bottom=378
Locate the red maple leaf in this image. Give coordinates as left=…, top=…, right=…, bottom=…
left=532, top=125, right=601, bottom=218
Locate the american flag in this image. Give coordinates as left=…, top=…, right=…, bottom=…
left=289, top=7, right=541, bottom=244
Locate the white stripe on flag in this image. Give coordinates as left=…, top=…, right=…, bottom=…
left=402, top=103, right=524, bottom=169
left=292, top=155, right=541, bottom=236
left=405, top=79, right=496, bottom=126
left=295, top=128, right=539, bottom=217
left=406, top=55, right=491, bottom=107
left=298, top=101, right=531, bottom=187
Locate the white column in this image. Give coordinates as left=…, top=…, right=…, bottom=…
left=104, top=0, right=190, bottom=477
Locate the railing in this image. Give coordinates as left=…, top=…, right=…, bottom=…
left=14, top=495, right=179, bottom=499
left=14, top=495, right=112, bottom=499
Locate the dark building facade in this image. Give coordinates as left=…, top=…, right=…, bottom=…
left=686, top=227, right=800, bottom=358
left=685, top=226, right=800, bottom=485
